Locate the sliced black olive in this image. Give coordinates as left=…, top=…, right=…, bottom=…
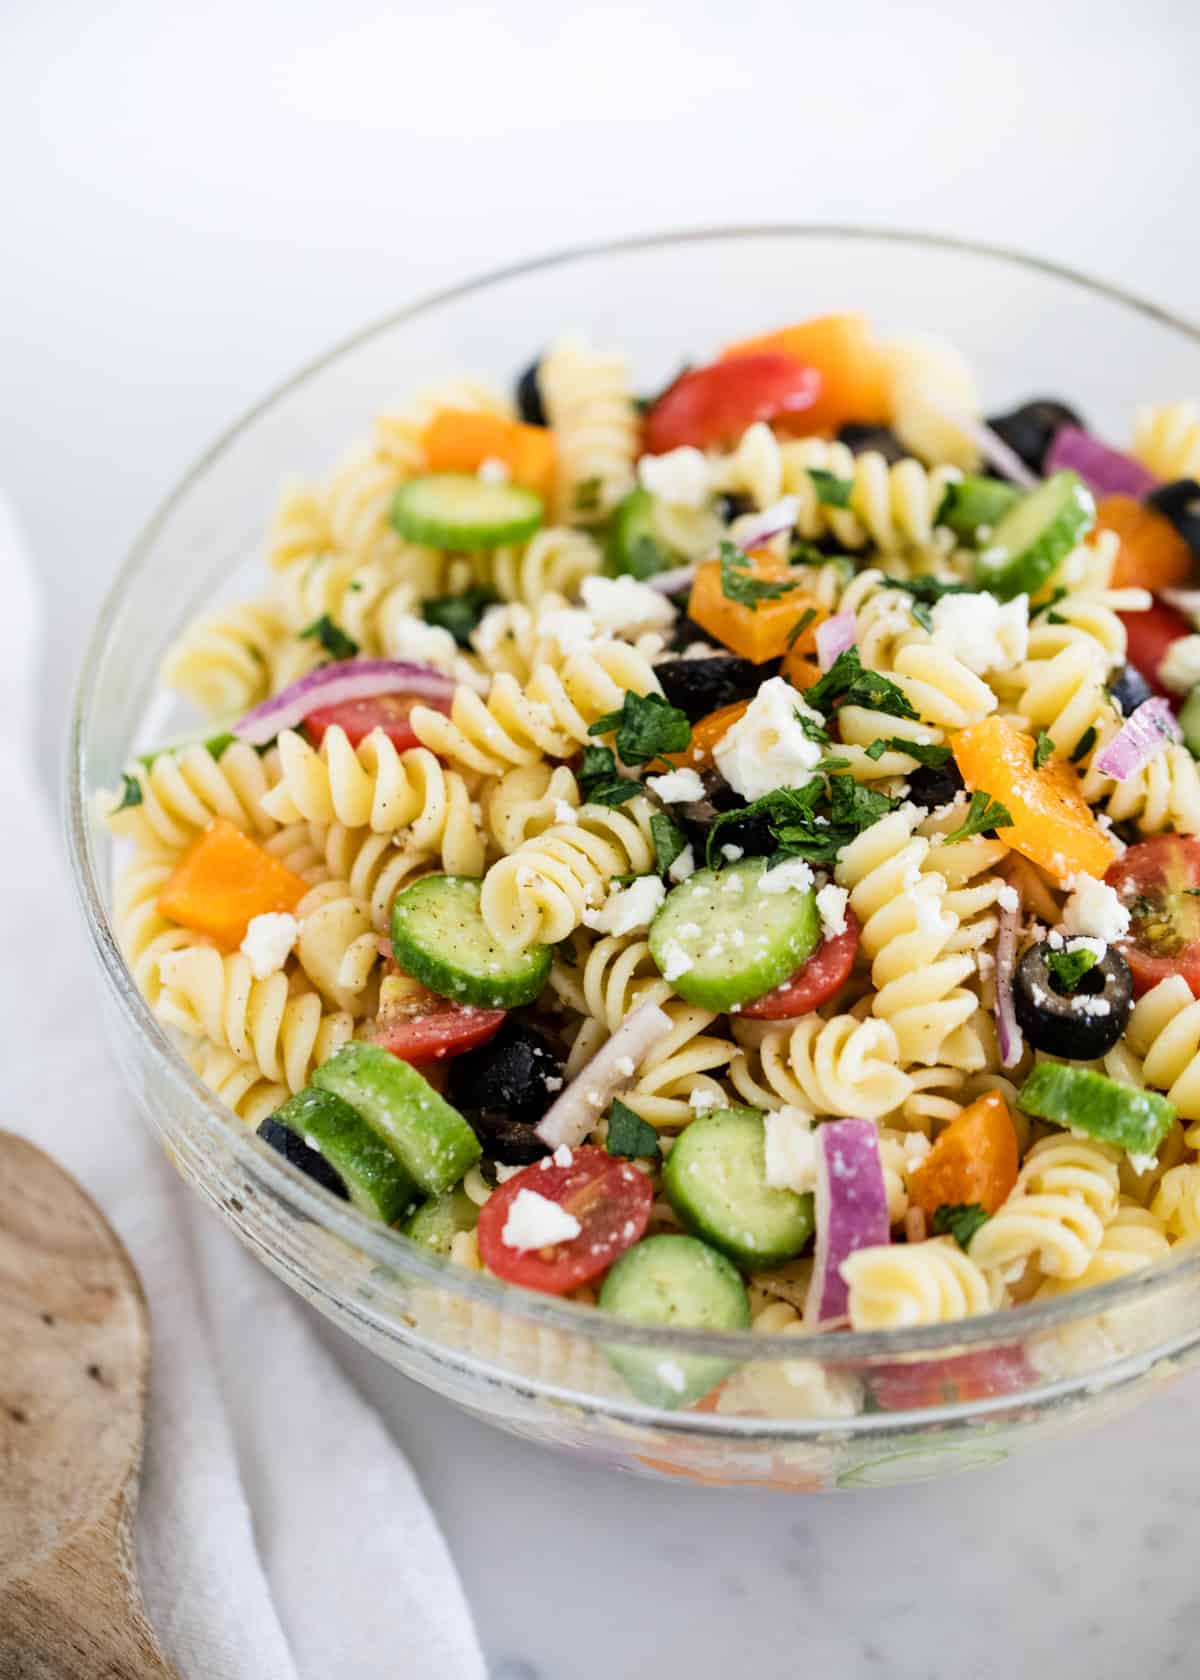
left=515, top=357, right=547, bottom=427
left=1108, top=662, right=1156, bottom=718
left=715, top=492, right=754, bottom=523
left=656, top=654, right=775, bottom=722
left=672, top=770, right=745, bottom=856
left=904, top=760, right=965, bottom=811
left=1145, top=478, right=1200, bottom=559
left=837, top=423, right=907, bottom=465
left=257, top=1117, right=350, bottom=1201
left=1013, top=942, right=1133, bottom=1059
left=986, top=399, right=1085, bottom=478
left=445, top=1021, right=563, bottom=1164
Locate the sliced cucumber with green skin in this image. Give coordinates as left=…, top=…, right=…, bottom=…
left=598, top=1233, right=749, bottom=1409
left=1018, top=1062, right=1175, bottom=1156
left=648, top=858, right=820, bottom=1010
left=973, top=471, right=1094, bottom=601
left=262, top=1088, right=418, bottom=1223
left=391, top=473, right=543, bottom=551
left=391, top=875, right=552, bottom=1008
left=607, top=488, right=670, bottom=579
left=935, top=475, right=1020, bottom=542
left=403, top=1185, right=479, bottom=1253
left=313, top=1042, right=482, bottom=1195
left=663, top=1106, right=815, bottom=1269
left=1179, top=684, right=1200, bottom=758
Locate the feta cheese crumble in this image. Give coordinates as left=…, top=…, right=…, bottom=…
left=1158, top=633, right=1200, bottom=696
left=1062, top=873, right=1131, bottom=943
left=713, top=676, right=825, bottom=801
left=646, top=766, right=706, bottom=804
left=501, top=1188, right=582, bottom=1251
left=763, top=1106, right=817, bottom=1194
left=477, top=456, right=511, bottom=484
left=815, top=882, right=850, bottom=938
left=239, top=912, right=299, bottom=979
left=582, top=875, right=667, bottom=937
left=996, top=882, right=1020, bottom=914
left=928, top=591, right=1029, bottom=677
left=658, top=939, right=693, bottom=982
left=668, top=844, right=697, bottom=882
left=637, top=446, right=711, bottom=508
left=760, top=857, right=816, bottom=896
left=580, top=574, right=676, bottom=634
left=384, top=613, right=461, bottom=671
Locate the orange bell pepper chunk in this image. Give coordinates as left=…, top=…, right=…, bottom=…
left=665, top=700, right=752, bottom=771
left=907, top=1090, right=1019, bottom=1219
left=951, top=716, right=1115, bottom=885
left=157, top=817, right=308, bottom=949
left=422, top=408, right=557, bottom=503
left=688, top=550, right=818, bottom=663
left=722, top=313, right=889, bottom=435
left=1093, top=494, right=1193, bottom=592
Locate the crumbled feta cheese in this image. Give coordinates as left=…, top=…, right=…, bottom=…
left=721, top=844, right=744, bottom=862
left=536, top=605, right=598, bottom=654
left=713, top=676, right=825, bottom=801
left=1158, top=633, right=1200, bottom=695
left=763, top=1106, right=817, bottom=1194
left=760, top=858, right=816, bottom=896
left=1062, top=873, right=1131, bottom=943
left=1067, top=935, right=1107, bottom=961
left=582, top=875, right=667, bottom=937
left=384, top=613, right=460, bottom=670
left=494, top=1161, right=525, bottom=1182
left=614, top=1057, right=636, bottom=1078
left=1127, top=1150, right=1159, bottom=1176
left=646, top=766, right=706, bottom=804
left=477, top=456, right=511, bottom=484
left=996, top=883, right=1020, bottom=913
left=501, top=1188, right=582, bottom=1251
left=553, top=799, right=579, bottom=826
left=580, top=574, right=676, bottom=634
left=658, top=939, right=693, bottom=982
left=929, top=591, right=1029, bottom=677
left=637, top=445, right=711, bottom=508
left=815, top=882, right=849, bottom=938
left=239, top=912, right=298, bottom=979
left=688, top=1088, right=719, bottom=1112
left=552, top=1144, right=574, bottom=1168
left=668, top=844, right=696, bottom=882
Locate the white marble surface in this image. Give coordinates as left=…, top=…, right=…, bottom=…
left=5, top=0, right=1200, bottom=1672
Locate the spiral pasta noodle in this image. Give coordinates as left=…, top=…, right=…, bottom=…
left=729, top=1015, right=913, bottom=1120
left=484, top=526, right=605, bottom=606
left=160, top=598, right=291, bottom=720
left=1037, top=1201, right=1172, bottom=1295
left=481, top=763, right=582, bottom=856
left=537, top=337, right=639, bottom=523
left=1150, top=1165, right=1200, bottom=1241
left=188, top=1041, right=290, bottom=1129
left=102, top=741, right=282, bottom=850
left=1124, top=977, right=1200, bottom=1128
left=843, top=1237, right=999, bottom=1328
left=112, top=853, right=210, bottom=1005
left=1132, top=401, right=1200, bottom=481
left=969, top=1134, right=1121, bottom=1281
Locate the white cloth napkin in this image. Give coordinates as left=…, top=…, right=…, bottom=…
left=1, top=495, right=485, bottom=1680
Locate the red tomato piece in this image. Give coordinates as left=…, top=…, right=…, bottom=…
left=304, top=692, right=451, bottom=752
left=643, top=353, right=821, bottom=455
left=477, top=1145, right=653, bottom=1295
left=1118, top=600, right=1194, bottom=698
left=739, top=912, right=860, bottom=1018
left=1106, top=835, right=1200, bottom=998
left=859, top=1345, right=1033, bottom=1413
left=373, top=980, right=505, bottom=1063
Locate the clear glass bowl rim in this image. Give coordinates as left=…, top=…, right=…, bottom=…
left=65, top=222, right=1200, bottom=1364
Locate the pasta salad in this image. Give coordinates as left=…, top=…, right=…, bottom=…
left=102, top=312, right=1200, bottom=1403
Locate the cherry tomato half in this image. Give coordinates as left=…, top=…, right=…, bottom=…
left=857, top=1345, right=1033, bottom=1414
left=1106, top=835, right=1200, bottom=998
left=1118, top=600, right=1194, bottom=698
left=739, top=912, right=860, bottom=1019
left=373, top=977, right=505, bottom=1063
left=304, top=691, right=451, bottom=752
left=643, top=353, right=821, bottom=455
left=477, top=1145, right=653, bottom=1295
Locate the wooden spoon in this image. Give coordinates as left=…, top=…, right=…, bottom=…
left=0, top=1131, right=179, bottom=1679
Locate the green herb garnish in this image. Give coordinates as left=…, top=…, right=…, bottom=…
left=706, top=774, right=896, bottom=869
left=299, top=614, right=359, bottom=661
left=421, top=586, right=499, bottom=647
left=1046, top=945, right=1099, bottom=993
left=865, top=736, right=953, bottom=769
left=650, top=811, right=687, bottom=876
left=578, top=745, right=640, bottom=807
left=574, top=476, right=603, bottom=514
left=1069, top=726, right=1097, bottom=765
left=114, top=772, right=143, bottom=811
left=807, top=468, right=854, bottom=508
left=719, top=541, right=802, bottom=611
left=1033, top=731, right=1056, bottom=771
left=804, top=646, right=919, bottom=723
left=941, top=789, right=1014, bottom=845
left=785, top=606, right=818, bottom=648
left=606, top=1099, right=661, bottom=1160
left=932, top=1203, right=991, bottom=1250
left=588, top=690, right=692, bottom=765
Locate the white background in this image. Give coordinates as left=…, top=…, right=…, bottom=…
left=4, top=2, right=1200, bottom=1674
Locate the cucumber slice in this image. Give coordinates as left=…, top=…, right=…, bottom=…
left=262, top=1087, right=418, bottom=1223
left=648, top=858, right=820, bottom=1010
left=973, top=471, right=1095, bottom=601
left=391, top=875, right=552, bottom=1008
left=313, top=1042, right=482, bottom=1194
left=391, top=473, right=543, bottom=551
left=1017, top=1062, right=1175, bottom=1156
left=935, top=475, right=1020, bottom=542
left=598, top=1233, right=749, bottom=1409
left=1179, top=684, right=1200, bottom=759
left=403, top=1185, right=479, bottom=1253
left=663, top=1106, right=815, bottom=1269
left=607, top=488, right=669, bottom=579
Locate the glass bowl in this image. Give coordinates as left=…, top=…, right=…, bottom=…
left=66, top=228, right=1200, bottom=1490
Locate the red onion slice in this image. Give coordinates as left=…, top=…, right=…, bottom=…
left=816, top=611, right=856, bottom=671
left=920, top=395, right=1039, bottom=490
left=646, top=563, right=699, bottom=596
left=994, top=896, right=1023, bottom=1070
left=804, top=1118, right=890, bottom=1327
left=1093, top=697, right=1181, bottom=782
left=535, top=1002, right=674, bottom=1151
left=235, top=659, right=455, bottom=745
left=731, top=495, right=802, bottom=552
left=1045, top=426, right=1159, bottom=500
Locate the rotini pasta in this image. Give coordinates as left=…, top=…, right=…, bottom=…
left=1132, top=400, right=1200, bottom=482
left=537, top=336, right=639, bottom=523
left=843, top=1237, right=999, bottom=1328
left=969, top=1135, right=1121, bottom=1281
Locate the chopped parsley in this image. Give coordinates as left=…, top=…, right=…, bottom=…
left=574, top=476, right=603, bottom=514
left=719, top=541, right=803, bottom=611
left=793, top=708, right=831, bottom=747
left=785, top=606, right=818, bottom=648
left=1033, top=731, right=1056, bottom=771
left=1069, top=726, right=1097, bottom=764
left=421, top=586, right=498, bottom=647
left=299, top=614, right=359, bottom=661
left=865, top=736, right=953, bottom=769
left=588, top=690, right=692, bottom=766
left=620, top=534, right=669, bottom=580
left=114, top=772, right=144, bottom=811
left=578, top=745, right=639, bottom=807
left=882, top=575, right=972, bottom=607
left=1046, top=946, right=1099, bottom=993
left=932, top=1202, right=991, bottom=1250
left=707, top=775, right=896, bottom=869
left=804, top=646, right=919, bottom=723
left=606, top=1098, right=661, bottom=1160
left=941, top=789, right=1013, bottom=845
left=650, top=811, right=687, bottom=876
left=807, top=468, right=854, bottom=508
